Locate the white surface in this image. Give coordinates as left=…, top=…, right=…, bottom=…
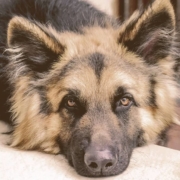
left=85, top=0, right=119, bottom=17
left=0, top=121, right=180, bottom=180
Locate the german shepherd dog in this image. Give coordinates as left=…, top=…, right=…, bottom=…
left=0, top=0, right=179, bottom=177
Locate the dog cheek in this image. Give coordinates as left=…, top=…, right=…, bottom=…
left=11, top=108, right=63, bottom=154
left=126, top=108, right=142, bottom=141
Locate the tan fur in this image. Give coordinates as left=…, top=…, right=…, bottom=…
left=11, top=92, right=62, bottom=154
left=8, top=16, right=64, bottom=54
left=119, top=0, right=175, bottom=42
left=6, top=0, right=179, bottom=154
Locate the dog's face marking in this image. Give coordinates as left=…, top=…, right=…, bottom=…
left=5, top=0, right=179, bottom=177
left=88, top=52, right=105, bottom=79
left=53, top=53, right=142, bottom=176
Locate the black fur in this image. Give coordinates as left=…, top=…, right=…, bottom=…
left=9, top=25, right=62, bottom=73
left=0, top=55, right=11, bottom=123
left=58, top=60, right=78, bottom=80
left=0, top=0, right=117, bottom=54
left=0, top=0, right=179, bottom=178
left=149, top=78, right=157, bottom=108
left=36, top=86, right=53, bottom=115
left=119, top=8, right=174, bottom=64
left=88, top=52, right=105, bottom=79
left=0, top=0, right=117, bottom=123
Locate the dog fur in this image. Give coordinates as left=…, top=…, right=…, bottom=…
left=0, top=0, right=179, bottom=177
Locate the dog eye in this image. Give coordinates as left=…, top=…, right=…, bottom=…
left=64, top=97, right=78, bottom=109
left=67, top=99, right=77, bottom=107
left=120, top=97, right=131, bottom=106
left=113, top=94, right=133, bottom=110
left=60, top=95, right=86, bottom=117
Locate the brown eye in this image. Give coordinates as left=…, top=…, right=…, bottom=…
left=67, top=99, right=76, bottom=107
left=120, top=97, right=131, bottom=106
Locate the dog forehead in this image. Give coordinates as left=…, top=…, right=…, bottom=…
left=58, top=51, right=149, bottom=102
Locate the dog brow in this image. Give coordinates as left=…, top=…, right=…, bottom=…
left=88, top=52, right=105, bottom=79
left=59, top=60, right=77, bottom=79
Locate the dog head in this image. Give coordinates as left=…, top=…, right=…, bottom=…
left=6, top=0, right=179, bottom=177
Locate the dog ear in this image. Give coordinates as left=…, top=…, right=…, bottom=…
left=119, top=0, right=175, bottom=64
left=7, top=16, right=64, bottom=72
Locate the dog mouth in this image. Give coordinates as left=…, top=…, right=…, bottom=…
left=70, top=150, right=131, bottom=177
left=66, top=140, right=132, bottom=177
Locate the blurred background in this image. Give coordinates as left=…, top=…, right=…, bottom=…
left=87, top=0, right=180, bottom=22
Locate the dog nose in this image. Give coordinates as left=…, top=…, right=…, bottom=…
left=84, top=148, right=116, bottom=173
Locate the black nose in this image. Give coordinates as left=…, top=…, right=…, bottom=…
left=84, top=147, right=117, bottom=173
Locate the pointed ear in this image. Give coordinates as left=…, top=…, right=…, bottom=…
left=7, top=16, right=64, bottom=72
left=119, top=0, right=175, bottom=64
